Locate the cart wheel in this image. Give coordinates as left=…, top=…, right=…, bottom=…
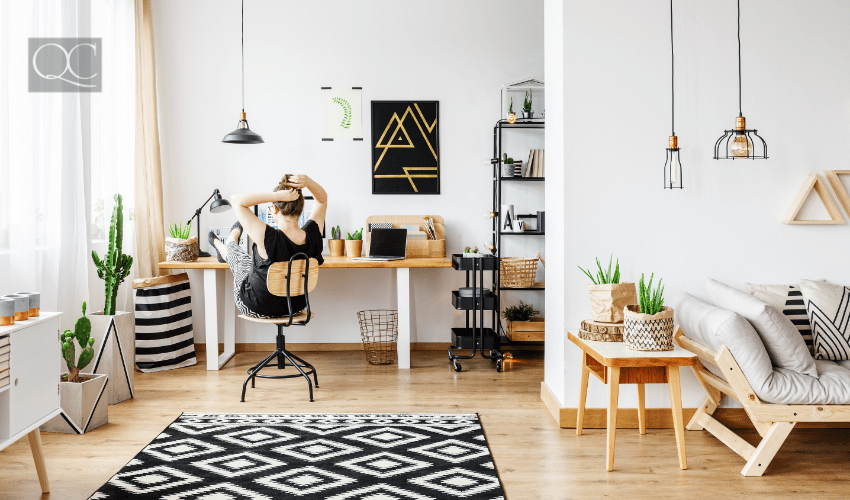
left=496, top=359, right=503, bottom=372
left=448, top=348, right=453, bottom=361
left=453, top=361, right=462, bottom=372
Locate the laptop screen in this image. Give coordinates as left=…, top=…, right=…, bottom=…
left=369, top=228, right=408, bottom=257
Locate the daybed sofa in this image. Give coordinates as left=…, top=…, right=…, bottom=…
left=672, top=279, right=850, bottom=476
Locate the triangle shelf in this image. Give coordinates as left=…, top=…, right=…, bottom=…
left=782, top=173, right=845, bottom=225
left=824, top=170, right=850, bottom=218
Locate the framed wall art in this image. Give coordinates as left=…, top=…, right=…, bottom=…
left=371, top=101, right=440, bottom=194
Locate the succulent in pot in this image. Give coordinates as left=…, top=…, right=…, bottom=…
left=521, top=90, right=534, bottom=119
left=345, top=228, right=364, bottom=258
left=328, top=225, right=345, bottom=257
left=578, top=255, right=637, bottom=323
left=623, top=273, right=674, bottom=351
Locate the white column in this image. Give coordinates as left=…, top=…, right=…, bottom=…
left=396, top=268, right=411, bottom=369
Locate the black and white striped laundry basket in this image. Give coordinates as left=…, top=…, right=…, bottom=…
left=132, top=273, right=197, bottom=372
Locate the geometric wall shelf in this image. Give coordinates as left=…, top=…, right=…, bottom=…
left=782, top=173, right=845, bottom=225
left=824, top=170, right=850, bottom=217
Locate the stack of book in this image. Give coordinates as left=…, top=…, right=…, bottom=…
left=0, top=334, right=9, bottom=389
left=523, top=149, right=545, bottom=178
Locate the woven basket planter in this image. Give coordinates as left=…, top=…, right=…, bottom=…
left=623, top=305, right=675, bottom=351
left=500, top=257, right=539, bottom=288
left=165, top=237, right=199, bottom=262
left=588, top=283, right=637, bottom=323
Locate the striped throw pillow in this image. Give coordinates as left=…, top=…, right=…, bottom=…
left=747, top=282, right=819, bottom=355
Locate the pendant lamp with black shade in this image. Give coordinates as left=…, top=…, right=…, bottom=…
left=663, top=0, right=683, bottom=189
left=222, top=0, right=264, bottom=144
left=713, top=0, right=767, bottom=160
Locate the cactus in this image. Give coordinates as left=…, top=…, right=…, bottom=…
left=60, top=302, right=94, bottom=383
left=509, top=98, right=514, bottom=113
left=92, top=194, right=134, bottom=315
left=331, top=225, right=341, bottom=240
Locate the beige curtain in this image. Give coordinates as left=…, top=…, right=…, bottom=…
left=134, top=0, right=167, bottom=278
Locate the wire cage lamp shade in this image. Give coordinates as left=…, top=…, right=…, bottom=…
left=713, top=0, right=767, bottom=160
left=663, top=0, right=683, bottom=189
left=222, top=0, right=263, bottom=144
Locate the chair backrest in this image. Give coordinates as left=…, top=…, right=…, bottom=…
left=267, top=258, right=320, bottom=297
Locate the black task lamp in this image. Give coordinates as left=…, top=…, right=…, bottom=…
left=190, top=189, right=232, bottom=257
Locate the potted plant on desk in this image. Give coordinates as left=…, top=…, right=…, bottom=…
left=329, top=225, right=344, bottom=257
left=165, top=220, right=198, bottom=262
left=623, top=273, right=674, bottom=351
left=41, top=302, right=108, bottom=434
left=345, top=228, right=363, bottom=258
left=90, top=194, right=135, bottom=405
left=578, top=255, right=637, bottom=324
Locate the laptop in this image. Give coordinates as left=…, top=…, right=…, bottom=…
left=353, top=228, right=408, bottom=261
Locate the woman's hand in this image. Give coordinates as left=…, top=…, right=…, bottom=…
left=275, top=188, right=300, bottom=202
left=285, top=174, right=311, bottom=189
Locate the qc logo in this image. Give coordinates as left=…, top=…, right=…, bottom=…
left=28, top=38, right=101, bottom=92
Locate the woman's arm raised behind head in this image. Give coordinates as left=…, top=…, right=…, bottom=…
left=230, top=190, right=300, bottom=259
left=287, top=175, right=327, bottom=234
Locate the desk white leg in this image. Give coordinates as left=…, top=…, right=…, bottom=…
left=204, top=269, right=220, bottom=371
left=396, top=268, right=411, bottom=369
left=220, top=270, right=236, bottom=369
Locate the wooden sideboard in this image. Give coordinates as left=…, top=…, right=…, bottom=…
left=0, top=312, right=62, bottom=494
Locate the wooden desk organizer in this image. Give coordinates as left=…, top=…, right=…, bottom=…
left=364, top=215, right=446, bottom=258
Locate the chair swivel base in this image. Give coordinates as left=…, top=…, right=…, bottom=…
left=241, top=331, right=319, bottom=402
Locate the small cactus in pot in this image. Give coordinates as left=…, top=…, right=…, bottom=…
left=328, top=225, right=345, bottom=257
left=61, top=302, right=95, bottom=383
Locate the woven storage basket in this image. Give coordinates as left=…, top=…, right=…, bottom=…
left=500, top=257, right=538, bottom=288
left=357, top=310, right=398, bottom=365
left=165, top=237, right=199, bottom=262
left=623, top=305, right=675, bottom=351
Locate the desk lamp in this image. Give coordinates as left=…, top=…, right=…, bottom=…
left=190, top=189, right=232, bottom=257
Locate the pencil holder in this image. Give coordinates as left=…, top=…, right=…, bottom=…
left=0, top=298, right=14, bottom=326
left=2, top=295, right=30, bottom=321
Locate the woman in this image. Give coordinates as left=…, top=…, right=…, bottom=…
left=209, top=174, right=327, bottom=318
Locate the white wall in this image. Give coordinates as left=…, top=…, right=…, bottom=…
left=547, top=0, right=850, bottom=410
left=152, top=0, right=544, bottom=344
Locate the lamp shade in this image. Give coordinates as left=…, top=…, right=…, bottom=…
left=210, top=192, right=232, bottom=213
left=222, top=123, right=264, bottom=144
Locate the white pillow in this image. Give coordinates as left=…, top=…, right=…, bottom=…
left=799, top=279, right=850, bottom=361
left=706, top=278, right=817, bottom=378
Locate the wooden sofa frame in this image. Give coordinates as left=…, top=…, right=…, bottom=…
left=675, top=326, right=850, bottom=476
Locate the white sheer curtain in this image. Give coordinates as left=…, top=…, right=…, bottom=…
left=0, top=0, right=135, bottom=316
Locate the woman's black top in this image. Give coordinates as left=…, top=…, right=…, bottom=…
left=240, top=221, right=324, bottom=316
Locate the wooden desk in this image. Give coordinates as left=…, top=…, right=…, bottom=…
left=568, top=331, right=698, bottom=471
left=159, top=256, right=452, bottom=370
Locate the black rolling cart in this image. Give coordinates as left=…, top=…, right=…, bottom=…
left=448, top=254, right=504, bottom=372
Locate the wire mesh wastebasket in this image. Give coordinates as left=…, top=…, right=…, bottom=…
left=357, top=309, right=398, bottom=365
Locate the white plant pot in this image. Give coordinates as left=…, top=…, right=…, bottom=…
left=41, top=373, right=108, bottom=434
left=90, top=311, right=135, bottom=404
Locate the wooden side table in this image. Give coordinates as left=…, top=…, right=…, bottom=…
left=568, top=331, right=698, bottom=471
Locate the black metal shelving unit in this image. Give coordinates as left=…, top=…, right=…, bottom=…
left=492, top=119, right=545, bottom=350
left=448, top=254, right=504, bottom=372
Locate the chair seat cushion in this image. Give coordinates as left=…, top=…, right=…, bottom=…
left=239, top=311, right=314, bottom=324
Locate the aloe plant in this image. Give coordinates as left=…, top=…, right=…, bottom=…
left=331, top=226, right=341, bottom=240
left=638, top=273, right=665, bottom=315
left=523, top=90, right=532, bottom=112
left=346, top=228, right=363, bottom=240
left=60, top=302, right=94, bottom=383
left=168, top=220, right=192, bottom=239
left=578, top=255, right=621, bottom=285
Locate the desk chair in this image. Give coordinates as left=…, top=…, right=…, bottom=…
left=239, top=253, right=319, bottom=402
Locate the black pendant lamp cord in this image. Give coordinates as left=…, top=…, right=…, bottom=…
left=737, top=0, right=742, bottom=117
left=241, top=0, right=245, bottom=114
left=670, top=0, right=674, bottom=136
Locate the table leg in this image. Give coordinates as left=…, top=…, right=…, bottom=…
left=27, top=428, right=49, bottom=494
left=396, top=268, right=411, bottom=369
left=221, top=270, right=236, bottom=369
left=667, top=365, right=688, bottom=470
left=577, top=354, right=590, bottom=435
left=606, top=366, right=620, bottom=471
left=204, top=269, right=220, bottom=371
left=637, top=383, right=646, bottom=435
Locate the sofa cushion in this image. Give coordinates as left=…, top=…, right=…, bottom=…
left=799, top=279, right=850, bottom=361
left=706, top=278, right=817, bottom=378
left=747, top=282, right=817, bottom=355
left=672, top=293, right=850, bottom=405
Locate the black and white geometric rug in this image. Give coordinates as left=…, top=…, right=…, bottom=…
left=89, top=413, right=505, bottom=499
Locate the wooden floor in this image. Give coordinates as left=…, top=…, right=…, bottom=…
left=2, top=350, right=849, bottom=499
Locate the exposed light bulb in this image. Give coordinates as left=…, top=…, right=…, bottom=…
left=507, top=112, right=516, bottom=124
left=730, top=134, right=751, bottom=157
left=670, top=150, right=680, bottom=184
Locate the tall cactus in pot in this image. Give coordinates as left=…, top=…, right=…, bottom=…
left=92, top=194, right=133, bottom=315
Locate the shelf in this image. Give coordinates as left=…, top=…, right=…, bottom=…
left=495, top=119, right=545, bottom=129
left=499, top=177, right=545, bottom=182
left=499, top=231, right=545, bottom=236
left=452, top=291, right=498, bottom=311
left=451, top=254, right=499, bottom=271
left=500, top=286, right=545, bottom=291
left=451, top=328, right=500, bottom=350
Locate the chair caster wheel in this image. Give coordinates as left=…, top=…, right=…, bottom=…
left=453, top=361, right=462, bottom=372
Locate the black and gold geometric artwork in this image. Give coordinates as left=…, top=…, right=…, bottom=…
left=371, top=101, right=440, bottom=194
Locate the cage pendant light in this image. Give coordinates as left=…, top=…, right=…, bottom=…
left=664, top=0, right=683, bottom=189
left=713, top=0, right=766, bottom=160
left=222, top=0, right=264, bottom=144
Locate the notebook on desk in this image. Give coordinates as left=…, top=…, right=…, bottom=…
left=353, top=228, right=407, bottom=261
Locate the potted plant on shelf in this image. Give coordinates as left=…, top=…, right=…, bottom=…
left=578, top=255, right=637, bottom=324
left=165, top=220, right=198, bottom=262
left=521, top=90, right=534, bottom=119
left=502, top=301, right=544, bottom=341
left=623, top=273, right=674, bottom=351
left=501, top=154, right=516, bottom=178
left=41, top=302, right=108, bottom=434
left=329, top=225, right=344, bottom=257
left=90, top=193, right=135, bottom=405
left=345, top=228, right=364, bottom=258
